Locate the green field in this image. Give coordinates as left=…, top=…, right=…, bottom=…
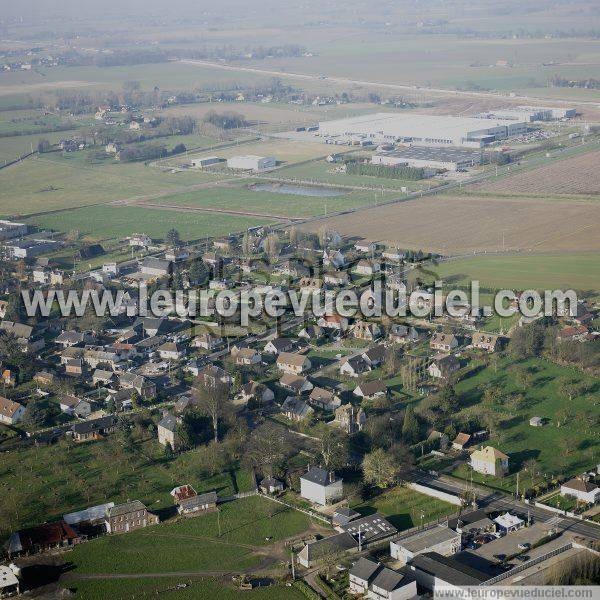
left=68, top=577, right=306, bottom=600
left=0, top=435, right=256, bottom=535
left=67, top=496, right=313, bottom=575
left=26, top=204, right=270, bottom=241
left=151, top=183, right=392, bottom=218
left=451, top=356, right=600, bottom=493
left=275, top=159, right=438, bottom=193
left=436, top=253, right=600, bottom=291
left=352, top=486, right=456, bottom=530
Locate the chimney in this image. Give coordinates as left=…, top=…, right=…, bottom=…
left=329, top=471, right=334, bottom=483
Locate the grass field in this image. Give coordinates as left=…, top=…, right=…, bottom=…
left=0, top=435, right=256, bottom=534
left=436, top=253, right=600, bottom=291
left=0, top=130, right=82, bottom=164
left=352, top=486, right=456, bottom=530
left=143, top=183, right=392, bottom=218
left=68, top=577, right=306, bottom=600
left=450, top=356, right=600, bottom=493
left=67, top=496, right=314, bottom=575
left=274, top=159, right=437, bottom=193
left=26, top=204, right=270, bottom=241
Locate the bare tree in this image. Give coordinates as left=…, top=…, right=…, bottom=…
left=194, top=378, right=230, bottom=443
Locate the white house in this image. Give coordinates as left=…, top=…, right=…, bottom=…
left=470, top=446, right=509, bottom=477
left=300, top=467, right=343, bottom=505
left=0, top=396, right=25, bottom=425
left=561, top=478, right=600, bottom=504
left=276, top=352, right=311, bottom=375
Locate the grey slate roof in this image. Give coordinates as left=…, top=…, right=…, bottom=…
left=301, top=467, right=341, bottom=487
left=372, top=567, right=407, bottom=592
left=107, top=500, right=147, bottom=518
left=411, top=552, right=489, bottom=586
left=349, top=557, right=381, bottom=581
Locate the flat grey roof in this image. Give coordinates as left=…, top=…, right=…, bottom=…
left=393, top=525, right=460, bottom=553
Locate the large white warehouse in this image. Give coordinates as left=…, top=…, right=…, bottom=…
left=227, top=155, right=276, bottom=172
left=317, top=112, right=528, bottom=148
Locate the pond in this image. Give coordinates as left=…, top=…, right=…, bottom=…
left=249, top=182, right=346, bottom=197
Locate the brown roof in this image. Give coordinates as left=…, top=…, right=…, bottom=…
left=277, top=352, right=309, bottom=367
left=563, top=478, right=599, bottom=493
left=0, top=396, right=24, bottom=418
left=453, top=432, right=471, bottom=446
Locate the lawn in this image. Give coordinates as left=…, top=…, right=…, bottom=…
left=436, top=253, right=600, bottom=292
left=67, top=496, right=313, bottom=574
left=68, top=577, right=306, bottom=600
left=450, top=356, right=600, bottom=493
left=352, top=486, right=456, bottom=531
left=26, top=204, right=271, bottom=242
left=0, top=435, right=255, bottom=535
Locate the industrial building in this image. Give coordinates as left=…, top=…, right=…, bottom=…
left=190, top=156, right=225, bottom=168
left=0, top=220, right=28, bottom=241
left=316, top=112, right=528, bottom=148
left=372, top=147, right=482, bottom=171
left=227, top=155, right=276, bottom=172
left=476, top=105, right=576, bottom=122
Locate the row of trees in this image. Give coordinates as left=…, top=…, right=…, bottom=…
left=345, top=160, right=426, bottom=180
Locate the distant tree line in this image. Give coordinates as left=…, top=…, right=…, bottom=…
left=202, top=110, right=247, bottom=130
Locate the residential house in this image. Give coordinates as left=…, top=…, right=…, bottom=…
left=238, top=381, right=274, bottom=406
left=0, top=321, right=45, bottom=353
left=298, top=277, right=323, bottom=292
left=59, top=395, right=92, bottom=418
left=452, top=432, right=471, bottom=451
left=354, top=240, right=377, bottom=253
left=472, top=332, right=501, bottom=353
left=71, top=415, right=118, bottom=442
left=362, top=345, right=386, bottom=368
left=318, top=313, right=349, bottom=331
left=340, top=355, right=370, bottom=378
left=234, top=347, right=262, bottom=366
left=300, top=467, right=343, bottom=506
left=355, top=259, right=380, bottom=276
left=470, top=446, right=509, bottom=477
left=430, top=333, right=459, bottom=353
left=390, top=526, right=462, bottom=564
left=428, top=354, right=460, bottom=379
left=276, top=352, right=311, bottom=375
left=281, top=396, right=313, bottom=421
left=324, top=271, right=350, bottom=286
left=354, top=380, right=388, bottom=401
left=309, top=387, right=342, bottom=411
left=158, top=342, right=185, bottom=361
left=264, top=337, right=295, bottom=355
left=119, top=373, right=156, bottom=400
left=349, top=557, right=382, bottom=595
left=352, top=320, right=382, bottom=341
left=370, top=567, right=417, bottom=600
left=192, top=333, right=224, bottom=351
left=0, top=396, right=25, bottom=425
left=65, top=358, right=83, bottom=377
left=105, top=501, right=158, bottom=533
left=323, top=249, right=345, bottom=269
left=382, top=247, right=406, bottom=263
left=55, top=330, right=92, bottom=348
left=259, top=477, right=284, bottom=494
left=561, top=478, right=600, bottom=504
left=388, top=324, right=419, bottom=345
left=158, top=413, right=180, bottom=450
left=178, top=491, right=218, bottom=516
left=1, top=369, right=16, bottom=388
left=298, top=325, right=324, bottom=342
left=279, top=373, right=313, bottom=394
left=92, top=369, right=115, bottom=387
left=529, top=416, right=544, bottom=427
left=334, top=404, right=366, bottom=434
left=196, top=365, right=232, bottom=388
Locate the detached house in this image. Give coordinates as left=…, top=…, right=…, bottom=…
left=340, top=355, right=370, bottom=378
left=158, top=413, right=180, bottom=450
left=158, top=342, right=185, bottom=361
left=71, top=415, right=118, bottom=442
left=279, top=373, right=313, bottom=394
left=0, top=321, right=45, bottom=353
left=472, top=332, right=500, bottom=353
left=0, top=396, right=25, bottom=425
left=352, top=321, right=382, bottom=341
left=300, top=467, right=343, bottom=505
left=428, top=354, right=460, bottom=380
left=470, top=446, right=509, bottom=477
left=277, top=352, right=311, bottom=375
left=354, top=380, right=388, bottom=401
left=309, top=387, right=342, bottom=411
left=234, top=347, right=262, bottom=366
left=281, top=396, right=313, bottom=421
left=561, top=478, right=600, bottom=504
left=334, top=403, right=366, bottom=434
left=264, top=337, right=295, bottom=355
left=105, top=500, right=158, bottom=533
left=355, top=259, right=381, bottom=276
left=430, top=333, right=459, bottom=353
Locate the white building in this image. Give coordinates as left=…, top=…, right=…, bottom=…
left=560, top=478, right=600, bottom=504
left=493, top=512, right=524, bottom=533
left=470, top=446, right=509, bottom=477
left=317, top=112, right=528, bottom=148
left=227, top=155, right=276, bottom=171
left=300, top=467, right=343, bottom=505
left=390, top=526, right=462, bottom=564
left=191, top=156, right=225, bottom=168
left=0, top=396, right=25, bottom=425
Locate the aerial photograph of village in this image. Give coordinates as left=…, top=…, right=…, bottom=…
left=0, top=0, right=599, bottom=598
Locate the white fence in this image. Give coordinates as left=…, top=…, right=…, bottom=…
left=407, top=482, right=462, bottom=506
